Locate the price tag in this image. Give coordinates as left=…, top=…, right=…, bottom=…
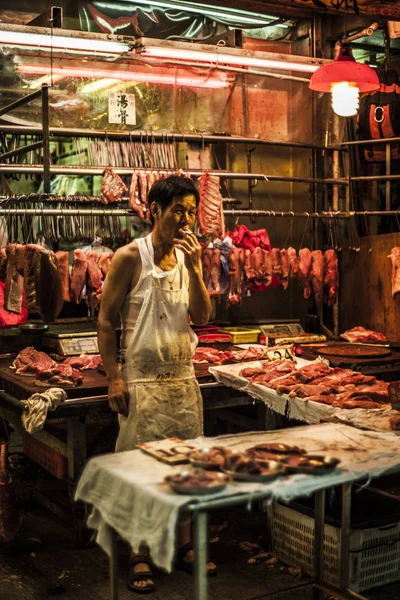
left=108, top=92, right=136, bottom=125
left=388, top=382, right=400, bottom=410
left=266, top=346, right=295, bottom=362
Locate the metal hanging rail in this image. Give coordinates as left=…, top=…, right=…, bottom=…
left=0, top=85, right=50, bottom=193
left=1, top=208, right=399, bottom=218
left=0, top=164, right=347, bottom=185
left=0, top=125, right=342, bottom=152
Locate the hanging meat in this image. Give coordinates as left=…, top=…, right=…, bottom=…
left=388, top=246, right=400, bottom=299
left=271, top=248, right=282, bottom=277
left=298, top=248, right=312, bottom=299
left=310, top=250, right=324, bottom=302
left=287, top=247, right=299, bottom=278
left=244, top=249, right=256, bottom=282
left=98, top=252, right=113, bottom=277
left=55, top=250, right=70, bottom=303
left=101, top=168, right=127, bottom=203
left=198, top=173, right=225, bottom=239
left=70, top=249, right=88, bottom=303
left=86, top=251, right=103, bottom=292
left=0, top=248, right=6, bottom=282
left=253, top=247, right=264, bottom=285
left=323, top=249, right=339, bottom=306
left=35, top=251, right=63, bottom=323
left=4, top=244, right=24, bottom=314
left=260, top=249, right=272, bottom=287
left=227, top=247, right=245, bottom=308
left=209, top=248, right=221, bottom=301
left=23, top=244, right=43, bottom=309
left=280, top=249, right=290, bottom=290
left=129, top=172, right=146, bottom=220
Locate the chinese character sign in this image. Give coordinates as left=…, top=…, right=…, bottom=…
left=108, top=92, right=136, bottom=126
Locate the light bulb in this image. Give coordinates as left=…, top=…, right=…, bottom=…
left=331, top=81, right=359, bottom=117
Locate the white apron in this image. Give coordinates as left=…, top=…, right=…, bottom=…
left=116, top=236, right=203, bottom=451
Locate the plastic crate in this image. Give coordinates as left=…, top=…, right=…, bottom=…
left=268, top=498, right=400, bottom=593
left=22, top=432, right=67, bottom=480
left=218, top=327, right=260, bottom=344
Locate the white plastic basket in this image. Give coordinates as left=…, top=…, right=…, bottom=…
left=268, top=503, right=400, bottom=592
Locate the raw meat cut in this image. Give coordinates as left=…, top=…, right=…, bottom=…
left=310, top=250, right=324, bottom=302
left=261, top=249, right=273, bottom=287
left=244, top=249, right=256, bottom=282
left=288, top=383, right=336, bottom=398
left=388, top=247, right=400, bottom=299
left=35, top=364, right=83, bottom=387
left=298, top=248, right=312, bottom=299
left=280, top=249, right=290, bottom=290
left=341, top=326, right=386, bottom=344
left=0, top=248, right=6, bottom=282
left=23, top=244, right=43, bottom=309
left=70, top=249, right=88, bottom=303
left=4, top=245, right=23, bottom=314
left=198, top=173, right=225, bottom=239
left=287, top=247, right=299, bottom=278
left=98, top=253, right=113, bottom=277
left=336, top=398, right=381, bottom=410
left=295, top=363, right=332, bottom=383
left=62, top=354, right=102, bottom=370
left=86, top=251, right=103, bottom=292
left=55, top=250, right=70, bottom=303
left=35, top=251, right=63, bottom=323
left=129, top=172, right=146, bottom=220
left=12, top=347, right=56, bottom=376
left=253, top=247, right=264, bottom=285
left=324, top=249, right=338, bottom=306
left=101, top=168, right=127, bottom=203
left=227, top=247, right=244, bottom=308
left=209, top=248, right=221, bottom=301
left=307, top=394, right=337, bottom=406
left=271, top=248, right=282, bottom=276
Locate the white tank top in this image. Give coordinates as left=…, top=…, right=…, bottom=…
left=119, top=233, right=189, bottom=355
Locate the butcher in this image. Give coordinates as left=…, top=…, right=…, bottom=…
left=98, top=175, right=214, bottom=594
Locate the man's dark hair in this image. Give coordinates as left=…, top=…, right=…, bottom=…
left=148, top=175, right=200, bottom=226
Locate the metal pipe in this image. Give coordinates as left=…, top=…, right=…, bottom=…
left=41, top=84, right=50, bottom=193
left=340, top=483, right=352, bottom=591
left=350, top=174, right=400, bottom=182
left=313, top=489, right=326, bottom=600
left=0, top=164, right=348, bottom=184
left=0, top=125, right=341, bottom=151
left=0, top=89, right=42, bottom=117
left=0, top=208, right=133, bottom=216
left=340, top=136, right=400, bottom=147
left=0, top=390, right=28, bottom=411
left=0, top=140, right=43, bottom=162
left=386, top=142, right=391, bottom=211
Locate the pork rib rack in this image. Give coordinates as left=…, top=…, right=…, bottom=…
left=198, top=173, right=225, bottom=239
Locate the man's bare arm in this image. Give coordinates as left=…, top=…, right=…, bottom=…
left=98, top=245, right=139, bottom=415
left=173, top=230, right=211, bottom=325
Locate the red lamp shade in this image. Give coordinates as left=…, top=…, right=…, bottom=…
left=309, top=46, right=380, bottom=93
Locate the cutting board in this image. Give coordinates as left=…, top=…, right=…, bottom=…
left=0, top=361, right=108, bottom=400
left=138, top=438, right=194, bottom=465
left=313, top=343, right=391, bottom=359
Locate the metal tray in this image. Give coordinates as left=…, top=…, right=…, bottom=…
left=164, top=471, right=229, bottom=495
left=247, top=443, right=306, bottom=456
left=188, top=447, right=230, bottom=471
left=223, top=460, right=283, bottom=483
left=19, top=323, right=49, bottom=334
left=284, top=455, right=340, bottom=475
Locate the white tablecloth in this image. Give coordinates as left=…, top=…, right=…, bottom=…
left=75, top=423, right=400, bottom=572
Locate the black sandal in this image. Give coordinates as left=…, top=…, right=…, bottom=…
left=175, top=542, right=217, bottom=577
left=127, top=555, right=156, bottom=594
